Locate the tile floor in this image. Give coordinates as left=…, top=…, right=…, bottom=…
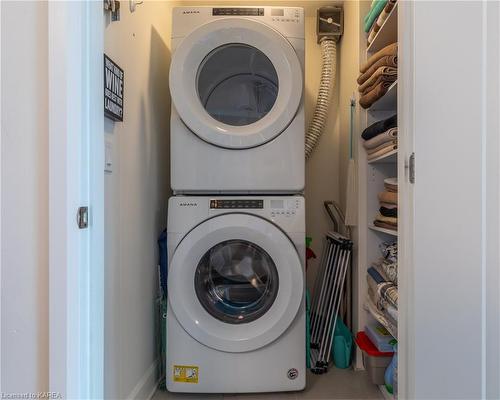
left=152, top=367, right=383, bottom=400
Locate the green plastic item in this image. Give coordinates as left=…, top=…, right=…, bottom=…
left=306, top=236, right=313, bottom=248
left=332, top=316, right=353, bottom=369
left=364, top=0, right=388, bottom=32
left=306, top=289, right=311, bottom=369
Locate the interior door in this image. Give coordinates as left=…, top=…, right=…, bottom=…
left=47, top=1, right=104, bottom=398
left=168, top=213, right=304, bottom=352
left=169, top=18, right=303, bottom=149
left=401, top=2, right=500, bottom=399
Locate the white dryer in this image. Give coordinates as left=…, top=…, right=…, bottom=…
left=169, top=7, right=305, bottom=194
left=166, top=196, right=306, bottom=393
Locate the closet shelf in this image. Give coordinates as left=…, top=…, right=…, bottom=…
left=368, top=149, right=397, bottom=164
left=368, top=81, right=398, bottom=112
left=369, top=224, right=398, bottom=237
left=367, top=2, right=398, bottom=54
left=379, top=385, right=395, bottom=400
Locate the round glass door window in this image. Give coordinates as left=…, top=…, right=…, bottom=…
left=196, top=44, right=279, bottom=126
left=194, top=239, right=279, bottom=324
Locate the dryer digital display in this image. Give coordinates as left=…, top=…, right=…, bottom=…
left=210, top=199, right=264, bottom=209
left=213, top=8, right=264, bottom=16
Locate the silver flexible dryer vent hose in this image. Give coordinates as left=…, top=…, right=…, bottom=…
left=305, top=38, right=337, bottom=160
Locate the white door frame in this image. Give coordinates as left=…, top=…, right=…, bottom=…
left=48, top=2, right=104, bottom=398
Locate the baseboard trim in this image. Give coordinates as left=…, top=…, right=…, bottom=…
left=127, top=359, right=159, bottom=400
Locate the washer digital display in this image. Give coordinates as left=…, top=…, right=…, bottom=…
left=210, top=199, right=264, bottom=209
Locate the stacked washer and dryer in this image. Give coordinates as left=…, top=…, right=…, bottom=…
left=166, top=6, right=306, bottom=394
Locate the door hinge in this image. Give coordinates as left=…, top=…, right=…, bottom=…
left=409, top=153, right=415, bottom=184
left=77, top=206, right=89, bottom=229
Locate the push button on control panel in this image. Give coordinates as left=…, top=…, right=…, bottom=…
left=271, top=198, right=299, bottom=218
left=271, top=8, right=301, bottom=23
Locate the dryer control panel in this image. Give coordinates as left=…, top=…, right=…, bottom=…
left=213, top=8, right=264, bottom=16
left=210, top=7, right=300, bottom=24
left=172, top=7, right=305, bottom=40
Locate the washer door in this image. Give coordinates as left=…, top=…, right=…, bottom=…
left=169, top=18, right=303, bottom=149
left=168, top=214, right=303, bottom=352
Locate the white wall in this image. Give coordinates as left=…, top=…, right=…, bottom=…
left=301, top=2, right=342, bottom=290
left=337, top=0, right=362, bottom=341
left=103, top=3, right=171, bottom=399
left=338, top=1, right=361, bottom=215
left=0, top=0, right=49, bottom=393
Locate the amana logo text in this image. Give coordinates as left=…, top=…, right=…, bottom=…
left=179, top=202, right=198, bottom=207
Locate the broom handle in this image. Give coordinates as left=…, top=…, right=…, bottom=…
left=349, top=97, right=355, bottom=160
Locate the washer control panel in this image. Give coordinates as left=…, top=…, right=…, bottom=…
left=170, top=196, right=304, bottom=234
left=210, top=199, right=263, bottom=209
left=207, top=197, right=301, bottom=219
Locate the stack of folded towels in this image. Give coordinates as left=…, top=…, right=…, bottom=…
left=375, top=178, right=398, bottom=231
left=361, top=114, right=397, bottom=161
left=366, top=241, right=398, bottom=335
left=364, top=0, right=398, bottom=45
left=358, top=42, right=398, bottom=109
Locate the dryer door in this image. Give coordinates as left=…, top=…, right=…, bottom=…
left=169, top=18, right=303, bottom=149
left=168, top=213, right=304, bottom=353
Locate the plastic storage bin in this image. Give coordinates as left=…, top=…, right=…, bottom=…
left=355, top=332, right=394, bottom=385
left=365, top=321, right=396, bottom=352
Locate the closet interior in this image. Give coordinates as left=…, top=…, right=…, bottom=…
left=355, top=1, right=400, bottom=399
left=102, top=1, right=406, bottom=399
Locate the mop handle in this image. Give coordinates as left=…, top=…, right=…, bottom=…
left=349, top=97, right=355, bottom=160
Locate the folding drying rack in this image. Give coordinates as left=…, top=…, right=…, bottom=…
left=309, top=201, right=353, bottom=374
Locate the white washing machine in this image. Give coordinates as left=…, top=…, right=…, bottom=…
left=169, top=6, right=305, bottom=194
left=166, top=196, right=306, bottom=393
